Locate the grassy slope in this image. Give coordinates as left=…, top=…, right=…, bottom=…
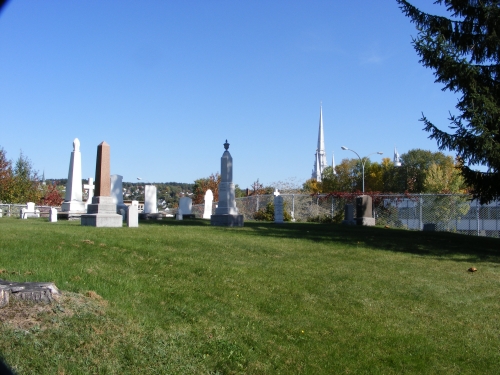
left=0, top=218, right=499, bottom=374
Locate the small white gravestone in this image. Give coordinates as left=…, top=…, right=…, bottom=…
left=83, top=177, right=95, bottom=209
left=127, top=202, right=139, bottom=227
left=49, top=207, right=58, bottom=222
left=203, top=189, right=213, bottom=219
left=274, top=189, right=280, bottom=196
left=176, top=208, right=183, bottom=220
left=274, top=195, right=284, bottom=224
left=179, top=197, right=192, bottom=215
left=20, top=202, right=40, bottom=219
left=144, top=185, right=158, bottom=214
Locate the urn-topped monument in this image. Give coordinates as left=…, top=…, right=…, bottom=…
left=211, top=140, right=244, bottom=227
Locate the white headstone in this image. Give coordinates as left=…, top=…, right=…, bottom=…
left=179, top=197, right=192, bottom=215
left=127, top=204, right=139, bottom=227
left=111, top=174, right=128, bottom=215
left=203, top=189, right=214, bottom=219
left=110, top=175, right=124, bottom=205
left=274, top=195, right=284, bottom=223
left=83, top=177, right=95, bottom=208
left=49, top=207, right=58, bottom=222
left=273, top=189, right=280, bottom=196
left=20, top=202, right=40, bottom=219
left=61, top=138, right=86, bottom=213
left=144, top=185, right=157, bottom=213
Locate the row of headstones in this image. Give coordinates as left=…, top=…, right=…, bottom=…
left=47, top=202, right=140, bottom=227
left=19, top=193, right=374, bottom=226
left=17, top=187, right=215, bottom=223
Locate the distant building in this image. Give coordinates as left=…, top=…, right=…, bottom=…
left=311, top=105, right=328, bottom=181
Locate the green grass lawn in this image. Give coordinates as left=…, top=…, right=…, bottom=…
left=0, top=217, right=499, bottom=374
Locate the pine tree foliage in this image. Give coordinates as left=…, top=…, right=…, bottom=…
left=397, top=0, right=500, bottom=203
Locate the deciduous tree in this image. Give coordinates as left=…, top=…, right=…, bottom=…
left=11, top=152, right=42, bottom=203
left=0, top=147, right=13, bottom=202
left=193, top=173, right=221, bottom=204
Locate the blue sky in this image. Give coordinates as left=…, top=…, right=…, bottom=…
left=0, top=0, right=459, bottom=189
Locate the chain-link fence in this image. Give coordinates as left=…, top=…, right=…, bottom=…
left=2, top=195, right=499, bottom=238
left=192, top=194, right=500, bottom=238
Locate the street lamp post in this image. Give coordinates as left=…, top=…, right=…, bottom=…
left=341, top=147, right=383, bottom=193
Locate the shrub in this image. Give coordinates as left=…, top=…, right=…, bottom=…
left=253, top=202, right=292, bottom=221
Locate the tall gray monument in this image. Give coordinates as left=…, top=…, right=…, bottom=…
left=211, top=140, right=244, bottom=227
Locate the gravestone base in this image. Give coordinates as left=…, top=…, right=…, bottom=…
left=58, top=212, right=84, bottom=221
left=423, top=223, right=436, bottom=231
left=139, top=213, right=164, bottom=220
left=211, top=214, right=244, bottom=227
left=180, top=214, right=196, bottom=220
left=61, top=200, right=86, bottom=213
left=342, top=219, right=356, bottom=225
left=81, top=196, right=122, bottom=227
left=81, top=213, right=123, bottom=227
left=357, top=217, right=375, bottom=226
left=21, top=212, right=40, bottom=219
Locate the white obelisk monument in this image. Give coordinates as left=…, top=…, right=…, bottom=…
left=61, top=138, right=86, bottom=215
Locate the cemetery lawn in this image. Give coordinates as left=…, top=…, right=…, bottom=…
left=0, top=218, right=499, bottom=375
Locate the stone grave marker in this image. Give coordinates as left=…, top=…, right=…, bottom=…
left=144, top=185, right=158, bottom=214
left=61, top=138, right=86, bottom=215
left=203, top=189, right=213, bottom=219
left=179, top=197, right=195, bottom=219
left=81, top=141, right=122, bottom=227
left=127, top=201, right=139, bottom=227
left=274, top=195, right=284, bottom=224
left=111, top=174, right=128, bottom=216
left=49, top=207, right=58, bottom=222
left=211, top=140, right=244, bottom=227
left=83, top=177, right=95, bottom=209
left=20, top=202, right=40, bottom=219
left=356, top=195, right=375, bottom=226
left=342, top=204, right=356, bottom=225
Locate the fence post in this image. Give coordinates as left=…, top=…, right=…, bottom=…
left=419, top=195, right=423, bottom=230
left=477, top=199, right=480, bottom=236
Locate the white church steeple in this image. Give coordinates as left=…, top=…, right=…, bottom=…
left=312, top=104, right=328, bottom=181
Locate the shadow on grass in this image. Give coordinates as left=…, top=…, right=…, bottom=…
left=139, top=218, right=500, bottom=263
